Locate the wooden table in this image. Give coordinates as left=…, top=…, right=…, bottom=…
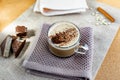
left=0, top=0, right=120, bottom=80
left=95, top=0, right=120, bottom=80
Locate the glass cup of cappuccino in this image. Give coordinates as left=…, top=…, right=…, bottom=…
left=48, top=21, right=88, bottom=57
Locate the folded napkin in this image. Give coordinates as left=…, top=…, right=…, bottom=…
left=34, top=0, right=88, bottom=16
left=22, top=24, right=94, bottom=80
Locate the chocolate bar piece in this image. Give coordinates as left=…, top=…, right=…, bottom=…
left=0, top=47, right=2, bottom=56
left=12, top=39, right=26, bottom=58
left=0, top=37, right=6, bottom=55
left=0, top=35, right=12, bottom=58
left=16, top=26, right=27, bottom=37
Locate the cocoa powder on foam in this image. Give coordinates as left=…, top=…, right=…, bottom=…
left=50, top=28, right=78, bottom=46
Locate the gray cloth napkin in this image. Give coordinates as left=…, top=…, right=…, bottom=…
left=22, top=24, right=94, bottom=80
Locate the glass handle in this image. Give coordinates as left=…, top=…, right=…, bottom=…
left=75, top=43, right=89, bottom=54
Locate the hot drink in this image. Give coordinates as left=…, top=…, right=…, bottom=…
left=48, top=21, right=80, bottom=57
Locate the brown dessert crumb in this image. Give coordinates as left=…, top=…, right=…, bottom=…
left=16, top=26, right=27, bottom=37
left=10, top=35, right=17, bottom=41
left=50, top=28, right=78, bottom=45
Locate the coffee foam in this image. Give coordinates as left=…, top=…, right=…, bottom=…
left=48, top=22, right=80, bottom=47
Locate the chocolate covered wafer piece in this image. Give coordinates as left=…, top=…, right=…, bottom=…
left=0, top=37, right=6, bottom=55
left=0, top=35, right=12, bottom=58
left=12, top=39, right=26, bottom=58
left=0, top=48, right=2, bottom=56
left=16, top=26, right=27, bottom=37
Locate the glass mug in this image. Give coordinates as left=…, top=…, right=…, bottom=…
left=47, top=21, right=88, bottom=57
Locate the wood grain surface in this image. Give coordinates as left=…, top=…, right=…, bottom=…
left=0, top=0, right=120, bottom=80
left=96, top=0, right=120, bottom=80
left=98, top=0, right=120, bottom=9
left=0, top=0, right=35, bottom=31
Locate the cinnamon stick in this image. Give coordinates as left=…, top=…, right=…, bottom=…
left=97, top=7, right=115, bottom=22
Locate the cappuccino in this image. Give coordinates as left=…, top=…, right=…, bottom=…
left=48, top=22, right=80, bottom=48
left=47, top=22, right=81, bottom=57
